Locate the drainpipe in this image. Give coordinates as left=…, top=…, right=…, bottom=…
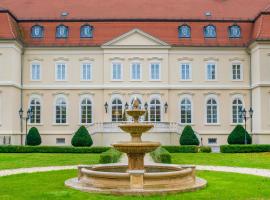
left=247, top=49, right=253, bottom=138
left=20, top=48, right=24, bottom=145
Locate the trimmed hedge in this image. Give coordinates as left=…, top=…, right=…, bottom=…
left=71, top=126, right=93, bottom=147
left=199, top=146, right=212, bottom=153
left=163, top=145, right=199, bottom=153
left=26, top=127, right=41, bottom=146
left=0, top=145, right=110, bottom=153
left=179, top=125, right=200, bottom=146
left=227, top=125, right=252, bottom=144
left=150, top=147, right=171, bottom=164
left=99, top=148, right=122, bottom=164
left=221, top=144, right=270, bottom=153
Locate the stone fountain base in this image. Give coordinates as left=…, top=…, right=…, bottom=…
left=65, top=164, right=207, bottom=196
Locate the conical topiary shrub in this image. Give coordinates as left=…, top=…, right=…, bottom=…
left=179, top=125, right=199, bottom=145
left=71, top=125, right=93, bottom=147
left=26, top=127, right=42, bottom=146
left=227, top=125, right=252, bottom=144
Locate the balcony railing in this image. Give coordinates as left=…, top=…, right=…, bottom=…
left=87, top=122, right=182, bottom=134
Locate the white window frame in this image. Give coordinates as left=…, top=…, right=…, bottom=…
left=205, top=95, right=220, bottom=125
left=180, top=62, right=192, bottom=81
left=30, top=62, right=41, bottom=81
left=130, top=62, right=142, bottom=81
left=231, top=62, right=243, bottom=81
left=111, top=62, right=123, bottom=81
left=79, top=95, right=94, bottom=125
left=53, top=95, right=68, bottom=125
left=55, top=62, right=67, bottom=81
left=179, top=95, right=193, bottom=124
left=149, top=95, right=162, bottom=122
left=28, top=95, right=42, bottom=125
left=205, top=61, right=217, bottom=81
left=80, top=62, right=92, bottom=81
left=110, top=95, right=123, bottom=122
left=231, top=95, right=245, bottom=124
left=149, top=62, right=161, bottom=81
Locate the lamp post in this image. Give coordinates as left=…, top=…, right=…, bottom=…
left=18, top=108, right=33, bottom=145
left=164, top=102, right=168, bottom=113
left=104, top=102, right=108, bottom=113
left=239, top=107, right=254, bottom=145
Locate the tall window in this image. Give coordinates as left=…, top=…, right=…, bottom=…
left=55, top=97, right=67, bottom=124
left=29, top=98, right=41, bottom=124
left=56, top=63, right=66, bottom=81
left=31, top=63, right=41, bottom=80
left=180, top=63, right=191, bottom=80
left=131, top=63, right=141, bottom=80
left=206, top=98, right=218, bottom=124
left=180, top=98, right=192, bottom=124
left=232, top=63, right=242, bottom=80
left=232, top=98, right=243, bottom=123
left=56, top=25, right=68, bottom=38
left=229, top=25, right=241, bottom=38
left=206, top=63, right=216, bottom=80
left=204, top=25, right=216, bottom=38
left=31, top=25, right=44, bottom=38
left=81, top=63, right=92, bottom=81
left=81, top=98, right=92, bottom=124
left=150, top=99, right=161, bottom=122
left=150, top=63, right=160, bottom=80
left=111, top=98, right=123, bottom=122
left=112, top=63, right=122, bottom=80
left=80, top=25, right=93, bottom=38
left=178, top=25, right=191, bottom=38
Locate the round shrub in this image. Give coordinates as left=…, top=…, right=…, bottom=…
left=71, top=126, right=93, bottom=147
left=227, top=125, right=252, bottom=144
left=26, top=127, right=42, bottom=146
left=179, top=125, right=200, bottom=146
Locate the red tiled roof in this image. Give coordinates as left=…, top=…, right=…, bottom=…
left=0, top=0, right=270, bottom=21
left=0, top=12, right=20, bottom=40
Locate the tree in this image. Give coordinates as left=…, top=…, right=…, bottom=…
left=71, top=125, right=93, bottom=147
left=179, top=125, right=199, bottom=145
left=26, top=127, right=42, bottom=146
left=227, top=125, right=252, bottom=144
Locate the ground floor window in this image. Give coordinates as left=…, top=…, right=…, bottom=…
left=112, top=98, right=123, bottom=122
left=180, top=98, right=192, bottom=124
left=55, top=97, right=67, bottom=124
left=150, top=99, right=161, bottom=122
left=232, top=98, right=243, bottom=123
left=206, top=98, right=218, bottom=124
left=29, top=98, right=41, bottom=124
left=81, top=98, right=92, bottom=124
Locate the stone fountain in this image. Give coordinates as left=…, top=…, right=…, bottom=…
left=65, top=99, right=207, bottom=195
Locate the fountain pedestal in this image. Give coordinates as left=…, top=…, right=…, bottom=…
left=65, top=99, right=207, bottom=195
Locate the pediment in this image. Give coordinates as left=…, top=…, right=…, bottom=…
left=102, top=29, right=170, bottom=48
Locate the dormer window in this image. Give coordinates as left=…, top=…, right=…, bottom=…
left=229, top=25, right=241, bottom=38
left=178, top=25, right=191, bottom=38
left=56, top=25, right=68, bottom=38
left=31, top=25, right=44, bottom=38
left=204, top=25, right=216, bottom=38
left=80, top=25, right=93, bottom=38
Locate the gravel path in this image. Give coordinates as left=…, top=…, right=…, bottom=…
left=0, top=155, right=270, bottom=178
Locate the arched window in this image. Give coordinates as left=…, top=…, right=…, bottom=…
left=232, top=98, right=243, bottom=123
left=150, top=99, right=161, bottom=122
left=80, top=25, right=93, bottom=38
left=229, top=25, right=241, bottom=38
left=204, top=25, right=216, bottom=38
left=55, top=97, right=67, bottom=124
left=29, top=98, right=41, bottom=124
left=80, top=98, right=92, bottom=124
left=180, top=98, right=192, bottom=124
left=178, top=25, right=191, bottom=38
left=206, top=98, right=218, bottom=123
left=31, top=25, right=44, bottom=38
left=56, top=25, right=68, bottom=38
left=111, top=98, right=123, bottom=122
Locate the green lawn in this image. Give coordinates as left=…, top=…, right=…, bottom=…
left=0, top=153, right=100, bottom=170
left=171, top=152, right=270, bottom=169
left=0, top=170, right=269, bottom=200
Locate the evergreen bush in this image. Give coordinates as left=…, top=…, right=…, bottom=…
left=26, top=127, right=41, bottom=146
left=179, top=125, right=200, bottom=145
left=71, top=126, right=93, bottom=147
left=227, top=125, right=252, bottom=144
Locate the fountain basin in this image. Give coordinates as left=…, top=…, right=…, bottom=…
left=65, top=164, right=207, bottom=195
left=118, top=124, right=153, bottom=135
left=113, top=141, right=160, bottom=154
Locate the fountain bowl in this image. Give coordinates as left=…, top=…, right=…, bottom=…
left=118, top=123, right=153, bottom=135
left=65, top=163, right=207, bottom=196
left=113, top=141, right=160, bottom=154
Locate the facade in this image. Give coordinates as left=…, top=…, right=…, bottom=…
left=0, top=0, right=270, bottom=146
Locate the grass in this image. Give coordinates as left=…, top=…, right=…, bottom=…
left=0, top=170, right=269, bottom=200
left=171, top=152, right=270, bottom=169
left=0, top=153, right=100, bottom=170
